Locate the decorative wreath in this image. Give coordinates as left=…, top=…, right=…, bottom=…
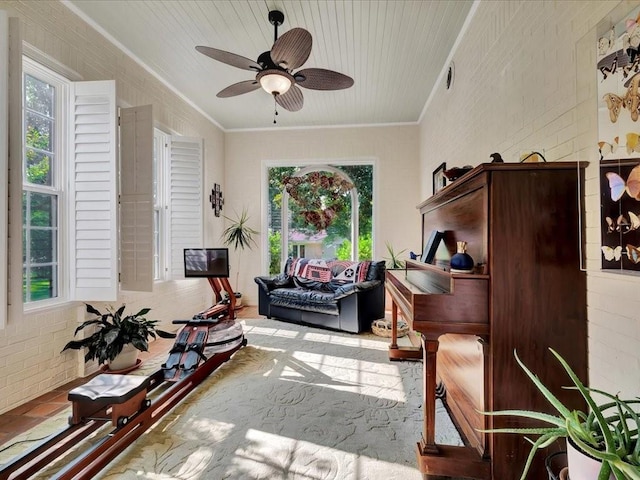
left=284, top=172, right=354, bottom=231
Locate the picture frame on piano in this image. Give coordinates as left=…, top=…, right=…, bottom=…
left=432, top=162, right=447, bottom=194
left=421, top=230, right=444, bottom=263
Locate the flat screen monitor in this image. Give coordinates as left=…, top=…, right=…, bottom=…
left=183, top=248, right=230, bottom=278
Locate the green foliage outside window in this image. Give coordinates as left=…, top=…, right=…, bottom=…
left=269, top=230, right=282, bottom=275
left=336, top=234, right=372, bottom=261
left=25, top=126, right=52, bottom=185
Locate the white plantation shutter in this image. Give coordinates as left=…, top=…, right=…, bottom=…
left=68, top=80, right=118, bottom=301
left=119, top=105, right=153, bottom=291
left=169, top=136, right=203, bottom=279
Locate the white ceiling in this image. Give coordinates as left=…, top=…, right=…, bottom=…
left=64, top=0, right=474, bottom=131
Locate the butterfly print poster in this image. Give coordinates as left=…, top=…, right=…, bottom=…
left=597, top=5, right=640, bottom=160
left=600, top=159, right=640, bottom=270
left=598, top=6, right=640, bottom=271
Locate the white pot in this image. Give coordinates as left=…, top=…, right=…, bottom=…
left=567, top=438, right=614, bottom=480
left=108, top=344, right=139, bottom=371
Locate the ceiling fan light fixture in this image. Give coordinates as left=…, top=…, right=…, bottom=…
left=257, top=69, right=293, bottom=95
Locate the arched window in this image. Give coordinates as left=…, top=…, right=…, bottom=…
left=266, top=163, right=373, bottom=274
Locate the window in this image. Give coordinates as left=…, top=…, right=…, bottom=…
left=22, top=59, right=67, bottom=305
left=19, top=55, right=118, bottom=305
left=18, top=57, right=201, bottom=303
left=291, top=244, right=305, bottom=258
left=267, top=163, right=374, bottom=274
left=119, top=113, right=203, bottom=289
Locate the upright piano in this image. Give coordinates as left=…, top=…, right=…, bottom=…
left=386, top=162, right=588, bottom=479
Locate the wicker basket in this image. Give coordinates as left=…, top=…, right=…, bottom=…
left=372, top=318, right=409, bottom=338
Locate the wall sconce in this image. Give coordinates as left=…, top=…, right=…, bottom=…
left=209, top=183, right=224, bottom=217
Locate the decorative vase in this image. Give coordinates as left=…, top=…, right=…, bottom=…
left=108, top=344, right=139, bottom=371
left=567, top=438, right=614, bottom=480
left=450, top=241, right=474, bottom=273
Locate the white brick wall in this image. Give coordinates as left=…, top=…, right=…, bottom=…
left=419, top=0, right=640, bottom=397
left=0, top=1, right=225, bottom=413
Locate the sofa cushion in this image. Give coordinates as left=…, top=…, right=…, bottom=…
left=269, top=287, right=339, bottom=315
left=366, top=260, right=386, bottom=281
left=293, top=276, right=334, bottom=291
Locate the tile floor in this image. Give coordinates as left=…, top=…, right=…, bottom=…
left=0, top=306, right=258, bottom=447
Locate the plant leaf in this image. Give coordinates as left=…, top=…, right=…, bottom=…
left=103, top=329, right=119, bottom=346
left=478, top=409, right=565, bottom=427
left=517, top=432, right=563, bottom=480
left=550, top=348, right=618, bottom=454
left=156, top=329, right=177, bottom=339
left=85, top=303, right=101, bottom=316
left=134, top=308, right=151, bottom=317
left=514, top=350, right=575, bottom=420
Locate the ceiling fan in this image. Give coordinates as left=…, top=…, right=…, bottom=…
left=195, top=9, right=354, bottom=117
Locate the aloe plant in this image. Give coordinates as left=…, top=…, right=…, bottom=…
left=480, top=348, right=640, bottom=480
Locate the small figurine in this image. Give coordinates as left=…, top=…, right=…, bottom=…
left=490, top=152, right=504, bottom=163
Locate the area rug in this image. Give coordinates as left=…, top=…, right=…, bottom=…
left=1, top=318, right=464, bottom=479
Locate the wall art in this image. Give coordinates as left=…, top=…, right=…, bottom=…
left=597, top=6, right=640, bottom=271
left=209, top=183, right=224, bottom=217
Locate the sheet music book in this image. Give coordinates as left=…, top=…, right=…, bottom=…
left=421, top=230, right=444, bottom=264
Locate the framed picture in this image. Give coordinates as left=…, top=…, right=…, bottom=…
left=433, top=162, right=447, bottom=194
left=600, top=159, right=640, bottom=272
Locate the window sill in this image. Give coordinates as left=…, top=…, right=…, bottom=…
left=23, top=298, right=83, bottom=316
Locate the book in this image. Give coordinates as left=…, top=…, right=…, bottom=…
left=421, top=230, right=444, bottom=264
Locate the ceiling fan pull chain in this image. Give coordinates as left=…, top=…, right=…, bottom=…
left=273, top=95, right=279, bottom=124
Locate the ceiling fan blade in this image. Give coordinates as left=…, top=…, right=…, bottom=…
left=217, top=80, right=260, bottom=98
left=294, top=68, right=354, bottom=90
left=270, top=28, right=312, bottom=70
left=275, top=85, right=304, bottom=112
left=196, top=46, right=261, bottom=72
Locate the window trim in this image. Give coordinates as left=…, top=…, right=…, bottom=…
left=0, top=11, right=8, bottom=328
left=22, top=56, right=69, bottom=311
left=153, top=128, right=170, bottom=281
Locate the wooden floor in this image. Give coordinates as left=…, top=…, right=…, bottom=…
left=0, top=306, right=259, bottom=447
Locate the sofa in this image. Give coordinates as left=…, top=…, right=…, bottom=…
left=254, top=258, right=386, bottom=333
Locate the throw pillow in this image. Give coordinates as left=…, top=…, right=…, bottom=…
left=293, top=258, right=333, bottom=283
left=328, top=260, right=371, bottom=284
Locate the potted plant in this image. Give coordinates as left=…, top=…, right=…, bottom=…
left=383, top=241, right=406, bottom=269
left=481, top=348, right=640, bottom=480
left=62, top=303, right=175, bottom=371
left=222, top=207, right=258, bottom=306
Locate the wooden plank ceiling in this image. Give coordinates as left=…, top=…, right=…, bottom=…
left=65, top=0, right=473, bottom=131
